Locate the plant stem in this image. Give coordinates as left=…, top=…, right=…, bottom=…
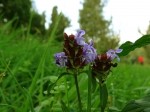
left=99, top=82, right=104, bottom=112
left=87, top=70, right=91, bottom=112
left=99, top=81, right=108, bottom=112
left=65, top=77, right=70, bottom=109
left=74, top=74, right=82, bottom=112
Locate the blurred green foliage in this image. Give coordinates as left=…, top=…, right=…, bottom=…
left=30, top=11, right=46, bottom=36
left=0, top=1, right=70, bottom=40
left=0, top=20, right=150, bottom=112
left=143, top=22, right=150, bottom=63
left=0, top=19, right=63, bottom=112
left=0, top=0, right=31, bottom=27
left=47, top=6, right=70, bottom=41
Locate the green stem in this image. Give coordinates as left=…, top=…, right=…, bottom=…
left=65, top=77, right=70, bottom=109
left=99, top=82, right=104, bottom=112
left=87, top=70, right=91, bottom=112
left=99, top=81, right=108, bottom=112
left=74, top=74, right=82, bottom=112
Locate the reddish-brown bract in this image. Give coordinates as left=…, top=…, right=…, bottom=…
left=63, top=33, right=86, bottom=69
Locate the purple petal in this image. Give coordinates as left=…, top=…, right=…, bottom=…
left=54, top=52, right=67, bottom=67
left=75, top=30, right=86, bottom=46
left=82, top=43, right=97, bottom=64
left=76, top=30, right=85, bottom=38
left=115, top=49, right=123, bottom=53
left=106, top=49, right=121, bottom=61
left=107, top=49, right=114, bottom=53
left=76, top=37, right=85, bottom=46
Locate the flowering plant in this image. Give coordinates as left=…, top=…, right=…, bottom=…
left=54, top=30, right=122, bottom=112
left=92, top=49, right=122, bottom=83
left=54, top=30, right=97, bottom=69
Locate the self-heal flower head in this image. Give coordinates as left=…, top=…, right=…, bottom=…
left=54, top=52, right=67, bottom=67
left=75, top=30, right=86, bottom=46
left=83, top=40, right=97, bottom=64
left=93, top=48, right=123, bottom=72
left=55, top=30, right=97, bottom=69
left=106, top=49, right=123, bottom=61
left=92, top=49, right=122, bottom=83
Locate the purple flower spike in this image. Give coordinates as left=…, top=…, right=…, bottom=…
left=106, top=49, right=123, bottom=61
left=75, top=30, right=86, bottom=46
left=54, top=52, right=67, bottom=67
left=83, top=41, right=97, bottom=64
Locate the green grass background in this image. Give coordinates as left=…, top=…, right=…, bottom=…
left=0, top=22, right=150, bottom=112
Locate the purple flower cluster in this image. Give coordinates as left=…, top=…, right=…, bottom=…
left=54, top=29, right=123, bottom=83
left=92, top=49, right=122, bottom=72
left=54, top=29, right=123, bottom=73
left=92, top=48, right=122, bottom=83
left=54, top=30, right=97, bottom=68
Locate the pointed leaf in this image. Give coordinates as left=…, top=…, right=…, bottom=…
left=121, top=100, right=142, bottom=112
left=121, top=94, right=150, bottom=112
left=119, top=35, right=150, bottom=56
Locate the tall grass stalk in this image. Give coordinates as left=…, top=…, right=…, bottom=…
left=23, top=13, right=62, bottom=112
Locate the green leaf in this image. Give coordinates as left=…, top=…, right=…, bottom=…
left=47, top=72, right=70, bottom=94
left=100, top=83, right=108, bottom=112
left=119, top=35, right=150, bottom=56
left=121, top=94, right=150, bottom=112
left=121, top=100, right=142, bottom=112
